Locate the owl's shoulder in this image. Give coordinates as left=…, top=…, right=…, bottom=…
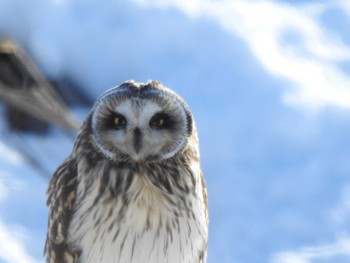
left=45, top=157, right=80, bottom=262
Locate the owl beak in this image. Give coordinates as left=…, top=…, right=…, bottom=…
left=133, top=127, right=142, bottom=154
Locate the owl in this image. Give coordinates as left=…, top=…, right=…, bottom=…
left=44, top=80, right=208, bottom=263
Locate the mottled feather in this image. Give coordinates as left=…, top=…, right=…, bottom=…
left=45, top=80, right=208, bottom=263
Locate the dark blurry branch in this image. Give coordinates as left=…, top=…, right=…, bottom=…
left=0, top=83, right=80, bottom=130
left=0, top=39, right=82, bottom=179
left=0, top=39, right=80, bottom=131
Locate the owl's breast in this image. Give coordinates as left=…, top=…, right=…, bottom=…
left=67, top=165, right=207, bottom=263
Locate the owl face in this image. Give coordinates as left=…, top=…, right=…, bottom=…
left=90, top=81, right=192, bottom=163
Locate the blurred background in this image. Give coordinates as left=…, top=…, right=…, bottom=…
left=1, top=0, right=350, bottom=262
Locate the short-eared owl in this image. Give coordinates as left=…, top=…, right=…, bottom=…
left=45, top=80, right=208, bottom=263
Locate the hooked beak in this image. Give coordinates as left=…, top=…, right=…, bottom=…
left=133, top=127, right=142, bottom=154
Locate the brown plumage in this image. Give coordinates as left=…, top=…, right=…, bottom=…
left=45, top=80, right=208, bottom=263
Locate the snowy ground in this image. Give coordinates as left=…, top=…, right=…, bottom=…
left=1, top=0, right=350, bottom=262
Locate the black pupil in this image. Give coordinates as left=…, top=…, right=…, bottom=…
left=150, top=113, right=170, bottom=129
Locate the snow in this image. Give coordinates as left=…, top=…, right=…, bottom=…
left=0, top=220, right=41, bottom=263
left=0, top=0, right=350, bottom=262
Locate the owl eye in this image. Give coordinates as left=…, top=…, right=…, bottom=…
left=150, top=113, right=171, bottom=129
left=110, top=113, right=127, bottom=130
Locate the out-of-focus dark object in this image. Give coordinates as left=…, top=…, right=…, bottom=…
left=0, top=39, right=80, bottom=133
left=50, top=77, right=92, bottom=108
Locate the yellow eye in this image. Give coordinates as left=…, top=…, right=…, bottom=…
left=114, top=116, right=125, bottom=125
left=111, top=113, right=126, bottom=129
left=150, top=113, right=170, bottom=129
left=158, top=118, right=164, bottom=126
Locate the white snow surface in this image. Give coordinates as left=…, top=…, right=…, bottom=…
left=0, top=0, right=350, bottom=262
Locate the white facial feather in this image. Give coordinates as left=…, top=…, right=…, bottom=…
left=91, top=94, right=188, bottom=162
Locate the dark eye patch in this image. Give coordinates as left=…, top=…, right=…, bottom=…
left=149, top=112, right=174, bottom=130
left=104, top=112, right=127, bottom=130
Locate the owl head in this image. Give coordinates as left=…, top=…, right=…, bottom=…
left=89, top=80, right=193, bottom=163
